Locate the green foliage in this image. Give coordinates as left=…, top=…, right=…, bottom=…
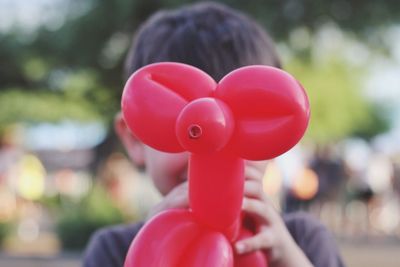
left=286, top=58, right=388, bottom=143
left=0, top=66, right=118, bottom=133
left=56, top=186, right=124, bottom=250
left=0, top=222, right=11, bottom=244
left=351, top=106, right=390, bottom=140
left=0, top=89, right=101, bottom=133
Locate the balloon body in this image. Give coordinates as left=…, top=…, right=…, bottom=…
left=125, top=209, right=233, bottom=267
left=122, top=62, right=310, bottom=267
left=189, top=151, right=244, bottom=240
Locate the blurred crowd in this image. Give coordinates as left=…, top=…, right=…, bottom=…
left=0, top=121, right=399, bottom=257
left=282, top=140, right=400, bottom=240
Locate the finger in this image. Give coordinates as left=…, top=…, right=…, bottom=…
left=242, top=197, right=268, bottom=223
left=242, top=197, right=279, bottom=224
left=171, top=193, right=189, bottom=208
left=164, top=182, right=189, bottom=209
left=235, top=228, right=274, bottom=254
left=244, top=165, right=264, bottom=182
left=244, top=180, right=266, bottom=200
left=243, top=166, right=280, bottom=218
left=174, top=180, right=188, bottom=193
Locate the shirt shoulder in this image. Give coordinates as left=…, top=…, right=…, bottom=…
left=82, top=222, right=144, bottom=267
left=283, top=211, right=346, bottom=267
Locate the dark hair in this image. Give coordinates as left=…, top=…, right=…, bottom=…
left=124, top=2, right=281, bottom=81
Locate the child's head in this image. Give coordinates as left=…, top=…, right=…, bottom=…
left=124, top=2, right=281, bottom=81
left=116, top=2, right=280, bottom=195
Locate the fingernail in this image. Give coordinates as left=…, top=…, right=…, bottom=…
left=235, top=243, right=246, bottom=254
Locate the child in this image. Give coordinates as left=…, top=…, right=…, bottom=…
left=83, top=2, right=345, bottom=267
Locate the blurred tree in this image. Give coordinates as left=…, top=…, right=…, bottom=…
left=286, top=58, right=390, bottom=143
left=0, top=222, right=11, bottom=245
left=0, top=0, right=396, bottom=143
left=56, top=185, right=124, bottom=250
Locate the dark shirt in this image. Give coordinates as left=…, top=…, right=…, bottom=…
left=83, top=212, right=345, bottom=267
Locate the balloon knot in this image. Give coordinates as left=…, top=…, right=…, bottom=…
left=188, top=124, right=202, bottom=139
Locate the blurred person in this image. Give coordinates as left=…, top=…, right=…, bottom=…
left=366, top=152, right=393, bottom=197
left=284, top=166, right=319, bottom=213
left=83, top=2, right=345, bottom=267
left=311, top=145, right=346, bottom=205
left=365, top=151, right=398, bottom=234
left=341, top=139, right=374, bottom=236
left=392, top=155, right=400, bottom=199
left=309, top=145, right=346, bottom=232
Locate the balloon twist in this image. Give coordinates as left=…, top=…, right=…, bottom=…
left=122, top=62, right=310, bottom=267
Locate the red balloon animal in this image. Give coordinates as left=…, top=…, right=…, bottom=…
left=122, top=62, right=310, bottom=267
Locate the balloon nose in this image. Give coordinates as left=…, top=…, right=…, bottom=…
left=176, top=98, right=234, bottom=153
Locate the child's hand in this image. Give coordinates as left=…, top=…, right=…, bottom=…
left=235, top=164, right=313, bottom=267
left=146, top=181, right=189, bottom=221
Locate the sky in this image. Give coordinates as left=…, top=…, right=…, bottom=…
left=0, top=0, right=65, bottom=33
left=0, top=0, right=92, bottom=33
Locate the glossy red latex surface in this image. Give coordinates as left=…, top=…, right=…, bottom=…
left=122, top=62, right=310, bottom=267
left=122, top=63, right=216, bottom=152
left=124, top=209, right=233, bottom=267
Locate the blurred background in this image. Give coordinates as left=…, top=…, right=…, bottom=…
left=0, top=0, right=399, bottom=266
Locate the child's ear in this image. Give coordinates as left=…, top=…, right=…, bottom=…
left=114, top=112, right=145, bottom=168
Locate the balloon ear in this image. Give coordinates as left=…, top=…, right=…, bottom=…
left=122, top=62, right=217, bottom=152
left=215, top=66, right=310, bottom=160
